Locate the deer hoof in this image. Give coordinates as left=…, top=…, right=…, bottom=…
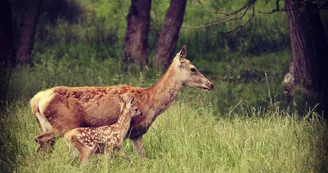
left=36, top=144, right=54, bottom=153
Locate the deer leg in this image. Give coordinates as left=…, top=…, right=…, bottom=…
left=70, top=137, right=96, bottom=163
left=35, top=130, right=57, bottom=153
left=131, top=136, right=147, bottom=158
left=34, top=111, right=56, bottom=152
left=65, top=141, right=79, bottom=158
left=35, top=112, right=52, bottom=132
left=34, top=116, right=43, bottom=133
left=117, top=148, right=132, bottom=163
left=104, top=144, right=115, bottom=158
left=79, top=146, right=95, bottom=164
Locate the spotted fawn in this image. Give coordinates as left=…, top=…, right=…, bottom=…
left=64, top=96, right=141, bottom=163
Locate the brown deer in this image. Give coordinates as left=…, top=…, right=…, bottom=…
left=64, top=96, right=141, bottom=163
left=31, top=45, right=214, bottom=157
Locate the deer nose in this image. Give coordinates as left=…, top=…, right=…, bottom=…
left=209, top=84, right=214, bottom=90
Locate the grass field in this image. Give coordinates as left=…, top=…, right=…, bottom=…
left=1, top=99, right=328, bottom=172
left=1, top=51, right=328, bottom=172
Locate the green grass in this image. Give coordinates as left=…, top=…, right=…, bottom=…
left=1, top=100, right=328, bottom=172
left=1, top=53, right=328, bottom=172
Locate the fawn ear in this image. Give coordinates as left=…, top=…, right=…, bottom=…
left=128, top=96, right=134, bottom=106
left=118, top=95, right=125, bottom=106
left=179, top=45, right=187, bottom=60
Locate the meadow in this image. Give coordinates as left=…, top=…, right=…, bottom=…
left=1, top=98, right=328, bottom=173
left=1, top=56, right=328, bottom=172
left=2, top=0, right=328, bottom=172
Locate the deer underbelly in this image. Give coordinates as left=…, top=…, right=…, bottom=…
left=128, top=126, right=148, bottom=139
left=128, top=113, right=155, bottom=139
left=83, top=110, right=120, bottom=127
left=83, top=108, right=120, bottom=127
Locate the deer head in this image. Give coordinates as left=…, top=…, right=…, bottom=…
left=173, top=45, right=214, bottom=91
left=118, top=96, right=141, bottom=118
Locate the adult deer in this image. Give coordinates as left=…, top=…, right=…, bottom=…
left=31, top=45, right=214, bottom=157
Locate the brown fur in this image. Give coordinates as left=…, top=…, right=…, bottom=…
left=31, top=45, right=214, bottom=157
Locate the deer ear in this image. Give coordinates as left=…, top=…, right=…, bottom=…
left=118, top=95, right=125, bottom=106
left=179, top=45, right=187, bottom=60
left=128, top=96, right=134, bottom=106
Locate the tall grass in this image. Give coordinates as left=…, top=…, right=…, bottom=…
left=1, top=99, right=328, bottom=172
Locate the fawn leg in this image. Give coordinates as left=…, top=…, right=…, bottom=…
left=114, top=147, right=132, bottom=162
left=66, top=143, right=79, bottom=158
left=131, top=136, right=147, bottom=158
left=79, top=146, right=96, bottom=164
left=72, top=137, right=96, bottom=163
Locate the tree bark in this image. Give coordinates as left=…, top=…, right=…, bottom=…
left=0, top=0, right=13, bottom=68
left=123, top=0, right=151, bottom=71
left=154, top=0, right=187, bottom=71
left=15, top=0, right=41, bottom=65
left=285, top=0, right=328, bottom=117
left=0, top=0, right=13, bottom=107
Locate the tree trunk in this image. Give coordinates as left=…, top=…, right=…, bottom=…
left=123, top=0, right=151, bottom=71
left=15, top=0, right=41, bottom=65
left=0, top=0, right=13, bottom=106
left=285, top=0, right=328, bottom=117
left=154, top=0, right=187, bottom=71
left=0, top=0, right=13, bottom=68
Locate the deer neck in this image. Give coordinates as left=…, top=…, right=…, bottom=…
left=145, top=65, right=183, bottom=117
left=114, top=109, right=132, bottom=140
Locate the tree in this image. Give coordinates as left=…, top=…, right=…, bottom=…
left=0, top=0, right=13, bottom=68
left=15, top=0, right=42, bottom=65
left=284, top=0, right=328, bottom=117
left=0, top=0, right=13, bottom=107
left=154, top=0, right=187, bottom=71
left=184, top=0, right=328, bottom=118
left=123, top=0, right=151, bottom=71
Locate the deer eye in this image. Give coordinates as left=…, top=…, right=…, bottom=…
left=191, top=68, right=196, bottom=73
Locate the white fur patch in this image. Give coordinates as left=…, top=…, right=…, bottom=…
left=35, top=112, right=53, bottom=132
left=37, top=90, right=55, bottom=115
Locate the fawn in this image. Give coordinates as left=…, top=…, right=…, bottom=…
left=64, top=96, right=141, bottom=163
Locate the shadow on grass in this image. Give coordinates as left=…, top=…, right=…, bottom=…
left=0, top=68, right=16, bottom=172
left=0, top=111, right=19, bottom=172
left=313, top=119, right=328, bottom=172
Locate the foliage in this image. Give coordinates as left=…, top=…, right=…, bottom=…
left=178, top=0, right=290, bottom=59
left=25, top=0, right=291, bottom=66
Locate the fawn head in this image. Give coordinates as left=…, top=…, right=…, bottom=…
left=118, top=96, right=141, bottom=118
left=174, top=45, right=214, bottom=91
